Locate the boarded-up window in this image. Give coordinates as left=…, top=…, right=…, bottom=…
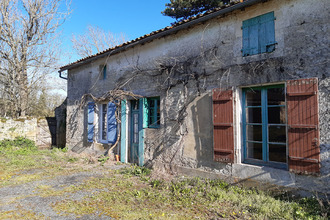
left=212, top=89, right=234, bottom=163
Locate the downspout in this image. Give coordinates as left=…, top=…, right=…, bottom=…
left=58, top=69, right=67, bottom=80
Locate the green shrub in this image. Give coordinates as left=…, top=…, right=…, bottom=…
left=0, top=137, right=37, bottom=150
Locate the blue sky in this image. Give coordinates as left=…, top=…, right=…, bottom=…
left=60, top=0, right=175, bottom=63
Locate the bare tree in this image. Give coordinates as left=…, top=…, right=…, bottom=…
left=71, top=24, right=127, bottom=58
left=28, top=85, right=66, bottom=117
left=0, top=0, right=70, bottom=117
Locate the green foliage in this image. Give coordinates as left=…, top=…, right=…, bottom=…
left=1, top=147, right=328, bottom=219
left=67, top=157, right=79, bottom=163
left=121, top=165, right=151, bottom=177
left=97, top=156, right=109, bottom=165
left=60, top=146, right=68, bottom=153
left=51, top=172, right=329, bottom=219
left=162, top=0, right=234, bottom=20
left=295, top=197, right=329, bottom=219
left=0, top=138, right=83, bottom=186
left=0, top=136, right=37, bottom=150
left=150, top=179, right=164, bottom=188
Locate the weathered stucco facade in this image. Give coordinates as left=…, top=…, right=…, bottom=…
left=61, top=0, right=329, bottom=194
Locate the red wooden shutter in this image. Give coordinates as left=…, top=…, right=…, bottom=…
left=212, top=89, right=234, bottom=163
left=287, top=78, right=320, bottom=174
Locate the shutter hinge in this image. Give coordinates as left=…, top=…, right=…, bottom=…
left=287, top=91, right=316, bottom=97
left=289, top=124, right=318, bottom=130
left=312, top=138, right=319, bottom=146
left=289, top=156, right=319, bottom=164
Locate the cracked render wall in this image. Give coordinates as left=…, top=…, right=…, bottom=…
left=66, top=0, right=329, bottom=193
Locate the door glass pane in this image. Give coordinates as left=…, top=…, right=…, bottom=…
left=269, top=144, right=286, bottom=163
left=247, top=142, right=262, bottom=160
left=267, top=87, right=285, bottom=105
left=134, top=113, right=138, bottom=124
left=245, top=89, right=261, bottom=106
left=149, top=99, right=155, bottom=108
left=157, top=99, right=160, bottom=125
left=247, top=125, right=262, bottom=141
left=246, top=107, right=262, bottom=123
left=149, top=108, right=155, bottom=125
left=268, top=107, right=286, bottom=124
left=132, top=100, right=139, bottom=110
left=133, top=114, right=139, bottom=143
left=269, top=125, right=286, bottom=143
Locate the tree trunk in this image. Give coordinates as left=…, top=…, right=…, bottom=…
left=18, top=62, right=29, bottom=117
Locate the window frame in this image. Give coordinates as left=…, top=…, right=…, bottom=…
left=103, top=65, right=107, bottom=80
left=242, top=84, right=288, bottom=169
left=147, top=97, right=160, bottom=128
left=99, top=65, right=107, bottom=80
left=99, top=103, right=108, bottom=143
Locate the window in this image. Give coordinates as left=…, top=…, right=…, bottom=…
left=99, top=65, right=107, bottom=80
left=100, top=103, right=107, bottom=142
left=99, top=102, right=117, bottom=144
left=242, top=85, right=287, bottom=169
left=242, top=12, right=276, bottom=56
left=212, top=78, right=320, bottom=174
left=147, top=97, right=160, bottom=128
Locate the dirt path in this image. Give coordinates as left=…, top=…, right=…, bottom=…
left=0, top=164, right=127, bottom=219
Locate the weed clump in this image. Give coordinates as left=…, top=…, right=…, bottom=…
left=0, top=136, right=37, bottom=151
left=0, top=137, right=38, bottom=155
left=121, top=165, right=151, bottom=177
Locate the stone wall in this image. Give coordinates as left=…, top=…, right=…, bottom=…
left=65, top=0, right=329, bottom=194
left=0, top=117, right=55, bottom=149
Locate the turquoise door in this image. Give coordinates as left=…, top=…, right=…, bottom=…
left=130, top=100, right=140, bottom=164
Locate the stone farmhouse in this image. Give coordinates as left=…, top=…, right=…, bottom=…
left=59, top=0, right=329, bottom=194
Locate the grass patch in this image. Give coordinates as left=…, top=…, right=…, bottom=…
left=51, top=170, right=329, bottom=220
left=1, top=138, right=328, bottom=219
left=0, top=206, right=47, bottom=220
left=0, top=137, right=84, bottom=186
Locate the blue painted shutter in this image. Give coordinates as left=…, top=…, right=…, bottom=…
left=142, top=98, right=149, bottom=128
left=242, top=16, right=259, bottom=56
left=120, top=100, right=127, bottom=162
left=242, top=20, right=251, bottom=56
left=107, top=102, right=117, bottom=144
left=242, top=12, right=275, bottom=56
left=139, top=98, right=145, bottom=166
left=87, top=102, right=95, bottom=142
left=249, top=17, right=259, bottom=55
left=259, top=12, right=275, bottom=53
